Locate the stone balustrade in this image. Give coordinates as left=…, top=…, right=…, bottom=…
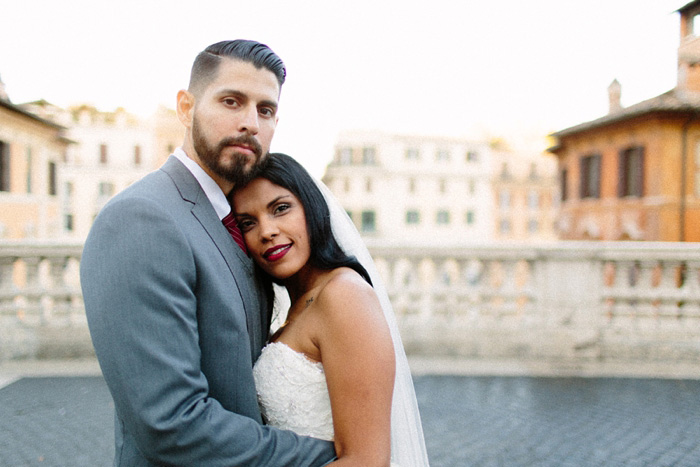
left=1, top=240, right=699, bottom=367
left=369, top=241, right=700, bottom=364
left=0, top=240, right=86, bottom=360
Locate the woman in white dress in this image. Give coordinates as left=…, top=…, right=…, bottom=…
left=232, top=153, right=429, bottom=466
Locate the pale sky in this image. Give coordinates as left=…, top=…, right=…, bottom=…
left=0, top=0, right=688, bottom=176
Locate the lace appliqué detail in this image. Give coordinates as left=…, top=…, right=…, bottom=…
left=253, top=342, right=334, bottom=441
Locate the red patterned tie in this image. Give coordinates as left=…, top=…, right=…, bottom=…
left=222, top=212, right=248, bottom=254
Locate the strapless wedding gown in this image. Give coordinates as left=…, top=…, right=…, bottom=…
left=254, top=342, right=403, bottom=466
left=253, top=342, right=335, bottom=440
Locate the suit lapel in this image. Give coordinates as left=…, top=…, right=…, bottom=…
left=161, top=156, right=263, bottom=359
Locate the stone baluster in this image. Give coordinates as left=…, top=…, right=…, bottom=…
left=47, top=256, right=72, bottom=325
left=0, top=256, right=18, bottom=317
left=679, top=261, right=700, bottom=327
left=657, top=261, right=683, bottom=327
left=21, top=256, right=44, bottom=325
left=498, top=258, right=519, bottom=320
left=635, top=260, right=659, bottom=329
left=609, top=260, right=636, bottom=327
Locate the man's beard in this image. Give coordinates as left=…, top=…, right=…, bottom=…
left=192, top=117, right=267, bottom=187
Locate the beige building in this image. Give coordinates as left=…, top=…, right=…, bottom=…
left=0, top=87, right=71, bottom=239
left=491, top=149, right=559, bottom=242
left=19, top=101, right=183, bottom=239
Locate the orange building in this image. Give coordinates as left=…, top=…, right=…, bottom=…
left=549, top=1, right=700, bottom=242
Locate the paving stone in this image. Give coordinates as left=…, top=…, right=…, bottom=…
left=1, top=375, right=700, bottom=466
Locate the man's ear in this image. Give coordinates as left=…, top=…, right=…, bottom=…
left=176, top=90, right=195, bottom=128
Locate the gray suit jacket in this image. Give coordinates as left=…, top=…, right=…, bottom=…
left=81, top=156, right=335, bottom=466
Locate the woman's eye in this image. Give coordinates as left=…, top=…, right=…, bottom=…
left=237, top=219, right=254, bottom=231
left=274, top=203, right=290, bottom=214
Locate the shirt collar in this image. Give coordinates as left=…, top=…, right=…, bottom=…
left=173, top=148, right=231, bottom=220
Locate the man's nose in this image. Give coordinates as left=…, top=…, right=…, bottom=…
left=238, top=105, right=260, bottom=135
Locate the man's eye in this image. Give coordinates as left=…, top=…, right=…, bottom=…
left=260, top=107, right=273, bottom=117
left=223, top=98, right=238, bottom=106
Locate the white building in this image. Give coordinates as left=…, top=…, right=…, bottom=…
left=322, top=130, right=495, bottom=247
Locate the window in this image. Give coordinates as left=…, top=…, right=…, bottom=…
left=466, top=151, right=478, bottom=162
left=527, top=190, right=540, bottom=209
left=560, top=168, right=568, bottom=202
left=695, top=141, right=700, bottom=197
left=436, top=210, right=450, bottom=225
left=338, top=147, right=352, bottom=165
left=500, top=162, right=512, bottom=180
left=344, top=178, right=350, bottom=192
left=365, top=177, right=372, bottom=192
left=408, top=178, right=416, bottom=193
left=0, top=141, right=9, bottom=192
left=499, top=218, right=511, bottom=234
left=345, top=210, right=353, bottom=222
left=64, top=214, right=74, bottom=232
left=26, top=147, right=32, bottom=194
left=618, top=146, right=644, bottom=198
left=362, top=147, right=376, bottom=165
left=466, top=210, right=475, bottom=225
left=436, top=149, right=450, bottom=161
left=499, top=189, right=511, bottom=209
left=361, top=211, right=376, bottom=233
left=48, top=161, right=57, bottom=196
left=528, top=219, right=539, bottom=233
left=406, top=210, right=420, bottom=225
left=405, top=148, right=420, bottom=160
left=99, top=144, right=108, bottom=164
left=98, top=182, right=115, bottom=199
left=64, top=182, right=74, bottom=208
left=468, top=179, right=475, bottom=195
left=528, top=163, right=539, bottom=180
left=134, top=145, right=142, bottom=166
left=439, top=178, right=446, bottom=193
left=580, top=153, right=601, bottom=199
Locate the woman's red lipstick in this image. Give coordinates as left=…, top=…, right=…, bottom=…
left=263, top=244, right=291, bottom=261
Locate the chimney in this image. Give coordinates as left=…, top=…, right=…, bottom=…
left=608, top=79, right=622, bottom=114
left=677, top=1, right=700, bottom=95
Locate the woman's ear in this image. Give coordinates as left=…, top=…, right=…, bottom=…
left=176, top=90, right=195, bottom=128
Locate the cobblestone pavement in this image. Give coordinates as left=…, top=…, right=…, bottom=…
left=2, top=375, right=700, bottom=466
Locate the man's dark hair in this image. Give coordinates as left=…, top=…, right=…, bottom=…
left=188, top=40, right=286, bottom=96
left=239, top=153, right=372, bottom=286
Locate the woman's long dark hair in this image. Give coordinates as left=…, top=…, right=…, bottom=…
left=242, top=152, right=372, bottom=286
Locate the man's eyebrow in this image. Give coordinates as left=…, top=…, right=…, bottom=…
left=215, top=89, right=278, bottom=110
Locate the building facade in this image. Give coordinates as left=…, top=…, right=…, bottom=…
left=0, top=90, right=71, bottom=239
left=17, top=101, right=183, bottom=239
left=491, top=149, right=559, bottom=242
left=323, top=130, right=495, bottom=246
left=548, top=1, right=700, bottom=241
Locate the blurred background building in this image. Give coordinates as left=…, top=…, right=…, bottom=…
left=548, top=0, right=700, bottom=241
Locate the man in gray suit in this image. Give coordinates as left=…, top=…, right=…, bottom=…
left=80, top=40, right=336, bottom=466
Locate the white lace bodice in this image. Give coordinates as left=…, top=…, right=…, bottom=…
left=253, top=342, right=334, bottom=441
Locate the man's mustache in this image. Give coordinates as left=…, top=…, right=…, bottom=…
left=219, top=135, right=263, bottom=158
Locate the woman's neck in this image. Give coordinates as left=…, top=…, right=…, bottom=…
left=282, top=264, right=327, bottom=305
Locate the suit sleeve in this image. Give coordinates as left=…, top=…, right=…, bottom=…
left=80, top=196, right=335, bottom=466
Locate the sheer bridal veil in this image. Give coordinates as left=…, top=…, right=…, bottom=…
left=316, top=179, right=430, bottom=466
